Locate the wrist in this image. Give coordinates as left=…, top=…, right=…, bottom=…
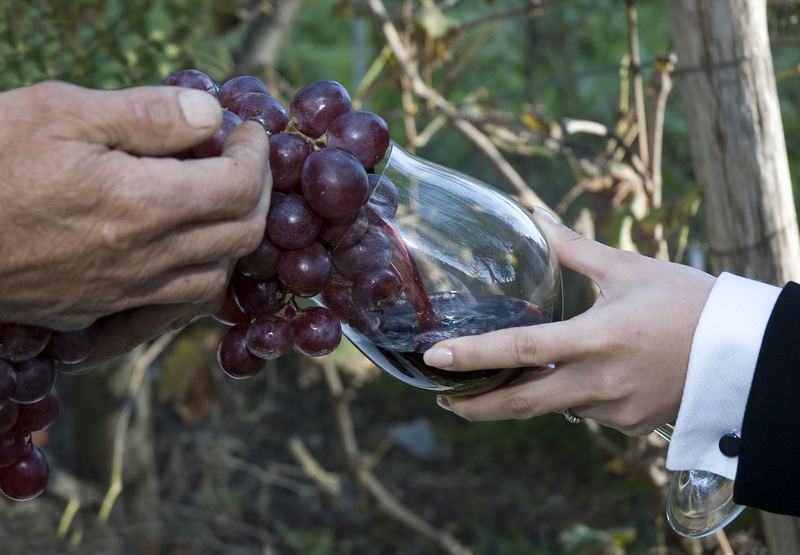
left=666, top=272, right=781, bottom=479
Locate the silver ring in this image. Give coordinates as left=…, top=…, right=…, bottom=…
left=561, top=409, right=583, bottom=424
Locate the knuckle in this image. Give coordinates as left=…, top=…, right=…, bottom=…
left=27, top=81, right=71, bottom=104
left=25, top=81, right=55, bottom=104
left=615, top=407, right=646, bottom=435
left=590, top=369, right=626, bottom=402
left=96, top=194, right=160, bottom=250
left=507, top=395, right=536, bottom=420
left=18, top=82, right=80, bottom=128
left=97, top=221, right=128, bottom=249
left=129, top=90, right=173, bottom=130
left=510, top=332, right=539, bottom=366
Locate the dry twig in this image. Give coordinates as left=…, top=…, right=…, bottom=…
left=312, top=358, right=471, bottom=555
left=286, top=437, right=342, bottom=497
left=365, top=0, right=551, bottom=213
left=97, top=330, right=179, bottom=524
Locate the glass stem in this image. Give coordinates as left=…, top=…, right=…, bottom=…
left=654, top=423, right=674, bottom=443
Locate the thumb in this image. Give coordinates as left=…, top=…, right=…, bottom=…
left=533, top=209, right=626, bottom=286
left=81, top=85, right=223, bottom=156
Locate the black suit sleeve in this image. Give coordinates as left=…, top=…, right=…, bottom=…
left=734, top=281, right=800, bottom=515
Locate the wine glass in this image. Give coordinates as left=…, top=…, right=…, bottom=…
left=322, top=142, right=562, bottom=395
left=655, top=425, right=746, bottom=538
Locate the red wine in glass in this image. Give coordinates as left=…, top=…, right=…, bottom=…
left=341, top=221, right=553, bottom=395
left=325, top=142, right=561, bottom=395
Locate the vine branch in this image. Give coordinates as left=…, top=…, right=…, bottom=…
left=366, top=0, right=551, bottom=213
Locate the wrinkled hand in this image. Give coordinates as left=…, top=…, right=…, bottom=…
left=0, top=81, right=270, bottom=331
left=424, top=213, right=715, bottom=435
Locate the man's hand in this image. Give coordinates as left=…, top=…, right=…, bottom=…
left=0, top=81, right=270, bottom=330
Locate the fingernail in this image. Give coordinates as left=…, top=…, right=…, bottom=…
left=423, top=347, right=453, bottom=368
left=178, top=89, right=220, bottom=128
left=533, top=206, right=559, bottom=223
left=436, top=395, right=453, bottom=412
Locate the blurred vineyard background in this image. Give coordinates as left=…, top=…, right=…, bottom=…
left=1, top=0, right=799, bottom=553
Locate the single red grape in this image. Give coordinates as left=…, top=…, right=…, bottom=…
left=231, top=273, right=286, bottom=316
left=245, top=315, right=294, bottom=360
left=326, top=110, right=390, bottom=168
left=0, top=443, right=49, bottom=501
left=351, top=268, right=403, bottom=311
left=16, top=389, right=60, bottom=432
left=236, top=236, right=283, bottom=280
left=292, top=307, right=342, bottom=357
left=217, top=75, right=269, bottom=108
left=46, top=322, right=100, bottom=364
left=190, top=109, right=243, bottom=158
left=321, top=278, right=357, bottom=322
left=0, top=324, right=51, bottom=362
left=11, top=356, right=56, bottom=405
left=289, top=80, right=351, bottom=139
left=217, top=75, right=270, bottom=109
left=269, top=132, right=314, bottom=192
left=277, top=242, right=332, bottom=297
left=228, top=92, right=288, bottom=135
left=265, top=193, right=322, bottom=250
left=301, top=148, right=369, bottom=219
left=163, top=69, right=218, bottom=96
left=332, top=226, right=392, bottom=280
left=216, top=324, right=264, bottom=379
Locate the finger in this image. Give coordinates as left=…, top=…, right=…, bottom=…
left=77, top=85, right=223, bottom=155
left=185, top=119, right=272, bottom=221
left=423, top=318, right=592, bottom=371
left=124, top=120, right=270, bottom=226
left=442, top=365, right=590, bottom=422
left=533, top=211, right=633, bottom=287
left=122, top=260, right=232, bottom=310
left=124, top=126, right=271, bottom=271
left=133, top=208, right=266, bottom=282
left=91, top=120, right=270, bottom=249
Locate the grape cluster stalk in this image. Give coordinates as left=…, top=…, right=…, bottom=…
left=164, top=70, right=405, bottom=380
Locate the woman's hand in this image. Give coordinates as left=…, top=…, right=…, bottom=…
left=424, top=213, right=715, bottom=435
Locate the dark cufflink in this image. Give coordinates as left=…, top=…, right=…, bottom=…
left=718, top=432, right=741, bottom=457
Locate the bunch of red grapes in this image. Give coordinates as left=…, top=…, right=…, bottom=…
left=0, top=71, right=401, bottom=502
left=163, top=70, right=404, bottom=380
left=0, top=322, right=98, bottom=501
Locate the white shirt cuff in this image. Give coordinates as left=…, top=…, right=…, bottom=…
left=665, top=272, right=781, bottom=480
